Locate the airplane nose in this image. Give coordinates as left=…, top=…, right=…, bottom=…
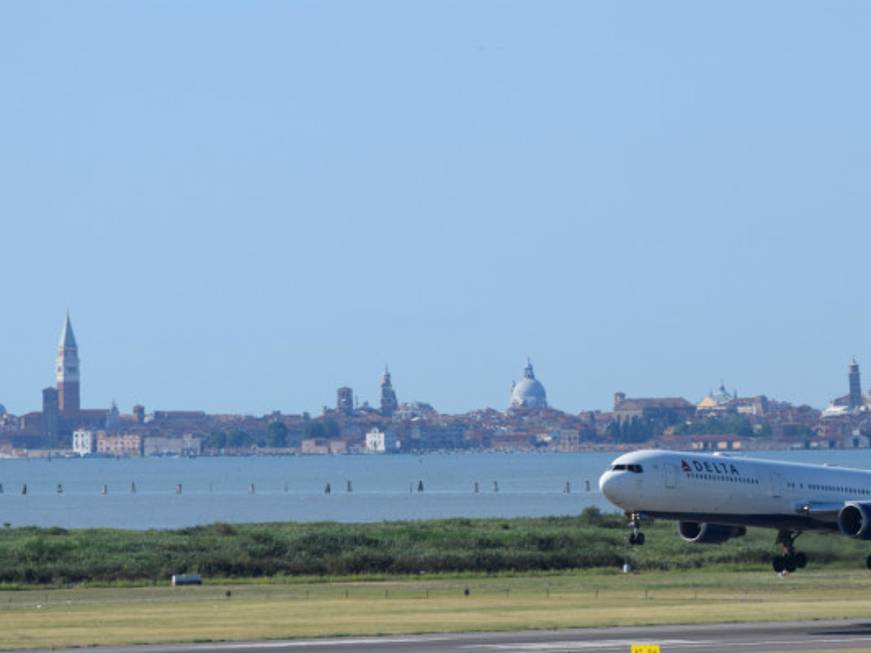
left=599, top=471, right=616, bottom=500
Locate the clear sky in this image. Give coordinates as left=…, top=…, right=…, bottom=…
left=1, top=2, right=870, bottom=416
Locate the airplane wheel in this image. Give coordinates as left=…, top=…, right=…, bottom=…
left=866, top=554, right=871, bottom=571
left=628, top=533, right=637, bottom=545
left=636, top=532, right=645, bottom=545
left=795, top=552, right=807, bottom=569
left=784, top=556, right=797, bottom=573
left=772, top=556, right=785, bottom=573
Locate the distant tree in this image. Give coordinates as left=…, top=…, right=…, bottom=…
left=286, top=429, right=304, bottom=448
left=229, top=430, right=253, bottom=448
left=676, top=414, right=756, bottom=438
left=304, top=421, right=325, bottom=439
left=323, top=418, right=340, bottom=438
left=205, top=431, right=227, bottom=450
left=266, top=422, right=288, bottom=448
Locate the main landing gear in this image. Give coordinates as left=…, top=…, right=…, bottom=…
left=772, top=530, right=807, bottom=573
left=627, top=512, right=645, bottom=546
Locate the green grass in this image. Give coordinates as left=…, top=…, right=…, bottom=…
left=4, top=513, right=871, bottom=648
left=1, top=510, right=869, bottom=587
left=3, top=569, right=871, bottom=649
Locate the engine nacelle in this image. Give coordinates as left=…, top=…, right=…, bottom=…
left=677, top=521, right=747, bottom=544
left=838, top=502, right=871, bottom=539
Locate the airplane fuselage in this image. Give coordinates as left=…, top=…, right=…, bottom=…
left=599, top=449, right=871, bottom=532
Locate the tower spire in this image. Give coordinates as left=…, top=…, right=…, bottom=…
left=59, top=311, right=77, bottom=348
left=57, top=312, right=81, bottom=415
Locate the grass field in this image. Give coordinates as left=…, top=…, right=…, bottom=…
left=4, top=568, right=871, bottom=650
left=4, top=512, right=871, bottom=587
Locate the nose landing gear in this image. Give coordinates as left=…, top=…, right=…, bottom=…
left=772, top=530, right=806, bottom=573
left=627, top=512, right=645, bottom=546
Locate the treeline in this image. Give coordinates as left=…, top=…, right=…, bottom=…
left=202, top=417, right=342, bottom=450
left=0, top=510, right=864, bottom=586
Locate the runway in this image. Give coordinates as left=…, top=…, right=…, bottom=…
left=16, top=620, right=871, bottom=653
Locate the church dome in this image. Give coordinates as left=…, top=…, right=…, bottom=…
left=510, top=360, right=548, bottom=409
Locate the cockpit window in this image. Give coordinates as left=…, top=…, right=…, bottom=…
left=611, top=464, right=643, bottom=473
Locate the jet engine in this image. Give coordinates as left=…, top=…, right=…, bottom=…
left=838, top=502, right=871, bottom=539
left=678, top=521, right=747, bottom=544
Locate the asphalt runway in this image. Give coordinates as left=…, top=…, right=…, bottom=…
left=17, top=620, right=871, bottom=653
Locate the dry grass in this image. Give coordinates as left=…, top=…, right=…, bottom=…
left=2, top=569, right=871, bottom=649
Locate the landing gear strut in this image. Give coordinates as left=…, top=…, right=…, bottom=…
left=627, top=512, right=645, bottom=546
left=772, top=530, right=807, bottom=573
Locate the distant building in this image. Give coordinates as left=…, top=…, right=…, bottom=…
left=72, top=429, right=97, bottom=456
left=132, top=404, right=146, bottom=423
left=844, top=428, right=871, bottom=448
left=328, top=439, right=347, bottom=454
left=613, top=393, right=695, bottom=424
left=365, top=428, right=397, bottom=453
left=96, top=432, right=142, bottom=457
left=301, top=438, right=346, bottom=454
left=144, top=434, right=202, bottom=456
left=380, top=367, right=399, bottom=417
left=337, top=387, right=354, bottom=416
left=696, top=383, right=735, bottom=413
left=732, top=396, right=769, bottom=417
left=509, top=360, right=547, bottom=409
left=554, top=429, right=581, bottom=451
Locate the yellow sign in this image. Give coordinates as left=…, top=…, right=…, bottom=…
left=630, top=645, right=660, bottom=653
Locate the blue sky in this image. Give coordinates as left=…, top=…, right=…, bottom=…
left=1, top=2, right=870, bottom=415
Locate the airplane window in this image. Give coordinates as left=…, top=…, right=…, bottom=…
left=612, top=464, right=626, bottom=471
left=627, top=464, right=643, bottom=473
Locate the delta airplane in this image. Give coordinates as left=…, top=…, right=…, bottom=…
left=599, top=449, right=871, bottom=573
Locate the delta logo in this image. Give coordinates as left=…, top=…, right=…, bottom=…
left=680, top=458, right=740, bottom=475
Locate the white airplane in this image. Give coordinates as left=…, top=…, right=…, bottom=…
left=598, top=448, right=871, bottom=573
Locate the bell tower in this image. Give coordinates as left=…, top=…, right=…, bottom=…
left=380, top=365, right=398, bottom=418
left=57, top=312, right=80, bottom=415
left=849, top=358, right=862, bottom=411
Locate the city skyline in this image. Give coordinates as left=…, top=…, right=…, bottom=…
left=1, top=3, right=870, bottom=414
left=0, top=311, right=864, bottom=417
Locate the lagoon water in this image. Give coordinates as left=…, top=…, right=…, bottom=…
left=3, top=449, right=871, bottom=529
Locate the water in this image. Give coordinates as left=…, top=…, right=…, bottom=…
left=3, top=449, right=871, bottom=529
